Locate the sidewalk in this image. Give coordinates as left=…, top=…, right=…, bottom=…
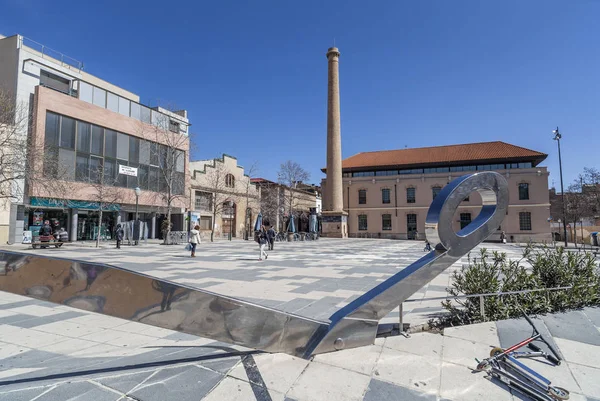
left=0, top=290, right=598, bottom=400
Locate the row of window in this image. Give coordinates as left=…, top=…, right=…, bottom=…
left=356, top=183, right=530, bottom=205
left=77, top=81, right=187, bottom=135
left=344, top=162, right=534, bottom=178
left=44, top=112, right=186, bottom=195
left=356, top=212, right=533, bottom=231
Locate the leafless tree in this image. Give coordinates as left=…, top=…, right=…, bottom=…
left=0, top=88, right=70, bottom=206
left=258, top=181, right=281, bottom=229
left=277, top=160, right=310, bottom=215
left=582, top=167, right=600, bottom=218
left=565, top=180, right=593, bottom=246
left=138, top=109, right=188, bottom=244
left=195, top=159, right=239, bottom=242
left=85, top=164, right=123, bottom=248
left=242, top=161, right=259, bottom=239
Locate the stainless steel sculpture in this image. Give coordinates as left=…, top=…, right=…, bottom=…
left=0, top=172, right=507, bottom=358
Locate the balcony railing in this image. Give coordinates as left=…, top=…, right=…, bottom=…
left=20, top=36, right=83, bottom=72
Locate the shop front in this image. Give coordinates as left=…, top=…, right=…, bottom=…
left=29, top=197, right=120, bottom=242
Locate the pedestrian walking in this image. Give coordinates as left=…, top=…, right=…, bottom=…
left=500, top=231, right=507, bottom=244
left=267, top=226, right=275, bottom=251
left=424, top=240, right=431, bottom=252
left=115, top=224, right=124, bottom=249
left=189, top=225, right=201, bottom=257
left=258, top=226, right=269, bottom=261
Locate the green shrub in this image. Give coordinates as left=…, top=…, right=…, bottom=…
left=435, top=246, right=600, bottom=328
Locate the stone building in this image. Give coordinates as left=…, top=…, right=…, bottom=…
left=0, top=34, right=190, bottom=243
left=189, top=155, right=260, bottom=239
left=321, top=141, right=552, bottom=243
left=251, top=178, right=320, bottom=232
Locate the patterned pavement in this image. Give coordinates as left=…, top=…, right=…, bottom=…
left=2, top=238, right=525, bottom=326
left=2, top=238, right=580, bottom=401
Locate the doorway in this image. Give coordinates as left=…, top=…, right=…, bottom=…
left=407, top=213, right=417, bottom=239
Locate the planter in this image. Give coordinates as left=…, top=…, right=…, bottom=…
left=287, top=233, right=294, bottom=242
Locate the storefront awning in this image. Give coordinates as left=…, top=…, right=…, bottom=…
left=30, top=197, right=121, bottom=211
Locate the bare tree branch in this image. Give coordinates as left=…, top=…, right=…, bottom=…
left=277, top=160, right=310, bottom=216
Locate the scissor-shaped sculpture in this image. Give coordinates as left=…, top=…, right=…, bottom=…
left=0, top=172, right=508, bottom=358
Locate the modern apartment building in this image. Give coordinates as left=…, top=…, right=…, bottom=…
left=0, top=34, right=190, bottom=243
left=321, top=141, right=552, bottom=243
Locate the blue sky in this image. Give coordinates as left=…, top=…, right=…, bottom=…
left=1, top=0, right=598, bottom=188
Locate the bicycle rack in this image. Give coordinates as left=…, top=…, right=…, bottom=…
left=0, top=172, right=507, bottom=358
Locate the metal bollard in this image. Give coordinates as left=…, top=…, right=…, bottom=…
left=480, top=295, right=486, bottom=321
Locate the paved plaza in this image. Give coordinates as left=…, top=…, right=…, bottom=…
left=0, top=238, right=598, bottom=400
left=3, top=238, right=525, bottom=327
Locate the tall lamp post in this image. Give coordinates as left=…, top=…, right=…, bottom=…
left=134, top=187, right=141, bottom=245
left=553, top=127, right=568, bottom=248
left=228, top=200, right=234, bottom=241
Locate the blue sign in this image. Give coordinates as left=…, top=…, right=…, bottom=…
left=30, top=197, right=121, bottom=211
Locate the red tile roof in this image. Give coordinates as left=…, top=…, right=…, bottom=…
left=336, top=141, right=547, bottom=171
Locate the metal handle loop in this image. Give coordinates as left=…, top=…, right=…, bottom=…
left=425, top=172, right=509, bottom=257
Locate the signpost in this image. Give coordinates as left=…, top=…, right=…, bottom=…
left=118, top=165, right=138, bottom=177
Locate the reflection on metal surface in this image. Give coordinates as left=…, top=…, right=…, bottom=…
left=0, top=172, right=507, bottom=358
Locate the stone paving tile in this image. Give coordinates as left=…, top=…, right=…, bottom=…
left=363, top=378, right=436, bottom=401
left=36, top=381, right=122, bottom=401
left=496, top=317, right=561, bottom=358
left=127, top=365, right=224, bottom=401
left=374, top=348, right=441, bottom=395
left=0, top=387, right=50, bottom=401
left=287, top=361, right=371, bottom=401
left=542, top=311, right=600, bottom=346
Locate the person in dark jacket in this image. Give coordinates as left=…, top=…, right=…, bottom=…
left=267, top=226, right=275, bottom=251
left=258, top=226, right=268, bottom=261
left=115, top=224, right=124, bottom=249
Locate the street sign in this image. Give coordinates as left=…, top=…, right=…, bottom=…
left=118, top=165, right=138, bottom=177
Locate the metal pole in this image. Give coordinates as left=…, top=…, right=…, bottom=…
left=229, top=202, right=233, bottom=241
left=581, top=220, right=584, bottom=250
left=135, top=194, right=139, bottom=246
left=555, top=128, right=568, bottom=248
left=479, top=295, right=486, bottom=321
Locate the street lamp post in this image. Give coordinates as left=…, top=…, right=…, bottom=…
left=553, top=127, right=568, bottom=248
left=580, top=218, right=585, bottom=250
left=134, top=187, right=141, bottom=245
left=229, top=201, right=234, bottom=241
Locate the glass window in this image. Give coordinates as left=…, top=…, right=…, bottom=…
left=106, top=92, right=119, bottom=113
left=76, top=121, right=90, bottom=153
left=116, top=133, right=129, bottom=161
left=358, top=189, right=366, bottom=204
left=92, top=86, right=106, bottom=108
left=127, top=162, right=139, bottom=189
left=432, top=186, right=442, bottom=200
left=79, top=81, right=93, bottom=104
left=91, top=125, right=104, bottom=155
left=382, top=188, right=390, bottom=204
left=140, top=106, right=151, bottom=124
left=116, top=161, right=128, bottom=187
left=149, top=166, right=159, bottom=192
left=138, top=165, right=149, bottom=190
left=139, top=141, right=151, bottom=164
left=58, top=148, right=75, bottom=180
left=195, top=191, right=213, bottom=211
left=175, top=150, right=185, bottom=173
left=130, top=102, right=141, bottom=120
left=75, top=154, right=89, bottom=182
left=436, top=167, right=449, bottom=173
left=60, top=116, right=75, bottom=149
left=129, top=137, right=140, bottom=164
left=358, top=215, right=368, bottom=231
left=424, top=168, right=435, bottom=174
left=150, top=142, right=159, bottom=166
left=225, top=174, right=235, bottom=188
left=460, top=213, right=472, bottom=229
left=104, top=158, right=117, bottom=184
left=173, top=171, right=185, bottom=195
left=519, top=212, right=532, bottom=230
left=200, top=216, right=212, bottom=230
left=519, top=183, right=529, bottom=200
left=152, top=110, right=168, bottom=129
left=406, top=187, right=416, bottom=203
left=89, top=157, right=103, bottom=184
left=118, top=97, right=130, bottom=117
left=104, top=129, right=117, bottom=158
left=169, top=120, right=180, bottom=133
left=45, top=112, right=60, bottom=147
left=382, top=214, right=392, bottom=230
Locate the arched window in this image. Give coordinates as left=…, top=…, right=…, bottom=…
left=225, top=174, right=235, bottom=188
